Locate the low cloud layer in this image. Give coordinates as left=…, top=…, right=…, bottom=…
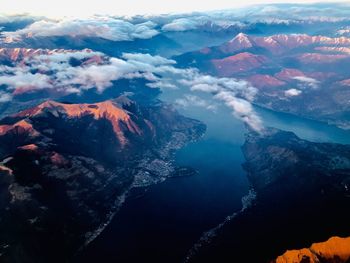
left=159, top=3, right=350, bottom=32
left=0, top=49, right=263, bottom=132
left=2, top=3, right=350, bottom=42
left=2, top=17, right=159, bottom=42
left=162, top=18, right=202, bottom=32
left=126, top=54, right=262, bottom=131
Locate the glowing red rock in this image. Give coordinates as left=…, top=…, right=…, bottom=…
left=212, top=52, right=269, bottom=76
left=0, top=120, right=39, bottom=137
left=248, top=74, right=286, bottom=88
left=18, top=144, right=39, bottom=151
left=274, top=236, right=350, bottom=263
left=275, top=68, right=305, bottom=81
left=15, top=100, right=142, bottom=146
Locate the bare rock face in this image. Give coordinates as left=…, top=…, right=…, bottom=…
left=0, top=97, right=205, bottom=263
left=274, top=236, right=350, bottom=263
left=12, top=99, right=147, bottom=147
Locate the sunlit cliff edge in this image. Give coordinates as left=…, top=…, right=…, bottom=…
left=274, top=236, right=350, bottom=263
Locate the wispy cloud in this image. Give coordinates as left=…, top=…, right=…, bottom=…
left=175, top=94, right=217, bottom=111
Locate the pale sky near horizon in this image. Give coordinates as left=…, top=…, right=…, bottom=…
left=1, top=0, right=349, bottom=17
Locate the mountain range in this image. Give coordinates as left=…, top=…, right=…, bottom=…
left=175, top=32, right=350, bottom=128
left=1, top=4, right=350, bottom=262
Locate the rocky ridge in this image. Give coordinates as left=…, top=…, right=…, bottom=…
left=0, top=97, right=206, bottom=263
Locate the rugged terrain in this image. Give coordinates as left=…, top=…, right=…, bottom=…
left=176, top=33, right=350, bottom=128
left=273, top=236, right=350, bottom=263
left=186, top=128, right=350, bottom=263
left=0, top=97, right=205, bottom=262
left=1, top=5, right=350, bottom=263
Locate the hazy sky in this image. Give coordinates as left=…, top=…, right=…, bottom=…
left=2, top=0, right=348, bottom=17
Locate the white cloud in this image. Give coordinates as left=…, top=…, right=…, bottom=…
left=0, top=91, right=13, bottom=102
left=0, top=50, right=106, bottom=93
left=0, top=15, right=38, bottom=25
left=162, top=18, right=200, bottom=32
left=180, top=74, right=257, bottom=101
left=190, top=83, right=220, bottom=93
left=147, top=81, right=177, bottom=89
left=33, top=50, right=102, bottom=63
left=293, top=76, right=320, bottom=89
left=337, top=27, right=350, bottom=36
left=158, top=67, right=262, bottom=131
left=0, top=49, right=263, bottom=132
left=175, top=94, right=217, bottom=111
left=2, top=17, right=159, bottom=42
left=121, top=53, right=262, bottom=131
left=2, top=0, right=350, bottom=18
left=214, top=91, right=263, bottom=131
left=122, top=53, right=176, bottom=67
left=160, top=15, right=246, bottom=32
left=0, top=49, right=179, bottom=95
left=285, top=88, right=302, bottom=97
left=0, top=71, right=52, bottom=90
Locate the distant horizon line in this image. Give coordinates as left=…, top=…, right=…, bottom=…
left=1, top=0, right=349, bottom=19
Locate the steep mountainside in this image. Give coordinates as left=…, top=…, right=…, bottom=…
left=186, top=128, right=350, bottom=263
left=0, top=97, right=205, bottom=263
